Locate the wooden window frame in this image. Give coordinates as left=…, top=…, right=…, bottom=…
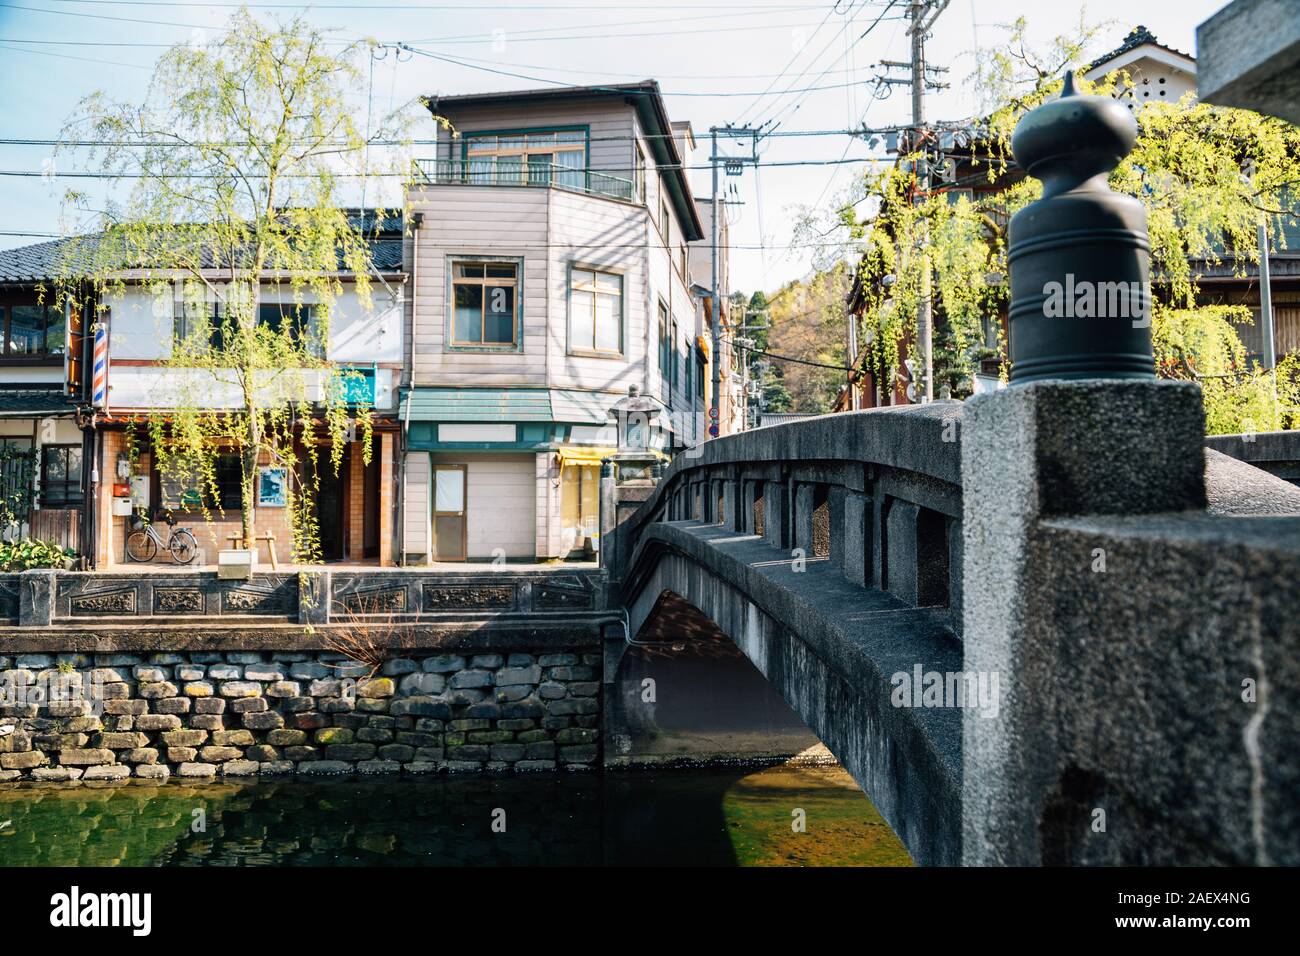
left=634, top=142, right=647, bottom=204
left=567, top=265, right=624, bottom=358
left=657, top=300, right=670, bottom=387
left=670, top=318, right=680, bottom=391
left=39, top=443, right=84, bottom=509
left=0, top=295, right=66, bottom=365
left=448, top=258, right=522, bottom=350
left=431, top=463, right=468, bottom=562
left=463, top=127, right=587, bottom=188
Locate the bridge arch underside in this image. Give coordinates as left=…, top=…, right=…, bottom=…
left=619, top=523, right=963, bottom=867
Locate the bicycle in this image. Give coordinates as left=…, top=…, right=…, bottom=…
left=125, top=509, right=199, bottom=565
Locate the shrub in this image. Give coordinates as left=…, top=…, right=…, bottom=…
left=0, top=539, right=75, bottom=572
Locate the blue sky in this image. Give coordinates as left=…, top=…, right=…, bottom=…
left=0, top=0, right=1226, bottom=293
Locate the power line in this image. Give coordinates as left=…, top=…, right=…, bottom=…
left=0, top=36, right=906, bottom=81
left=2, top=3, right=832, bottom=45
left=42, top=0, right=832, bottom=8
left=0, top=228, right=862, bottom=252
left=0, top=39, right=151, bottom=70
left=727, top=337, right=854, bottom=371
left=402, top=45, right=878, bottom=95
left=764, top=0, right=898, bottom=129
left=0, top=128, right=897, bottom=147
left=0, top=156, right=877, bottom=178
left=755, top=1, right=872, bottom=129
left=733, top=1, right=849, bottom=126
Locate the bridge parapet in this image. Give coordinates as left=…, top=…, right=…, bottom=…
left=605, top=402, right=966, bottom=629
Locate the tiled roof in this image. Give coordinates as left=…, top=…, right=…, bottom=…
left=0, top=211, right=404, bottom=284
left=0, top=389, right=75, bottom=417
left=0, top=237, right=96, bottom=283
left=1084, top=26, right=1197, bottom=74
left=758, top=413, right=822, bottom=427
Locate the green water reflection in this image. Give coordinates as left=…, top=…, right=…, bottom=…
left=0, top=765, right=912, bottom=867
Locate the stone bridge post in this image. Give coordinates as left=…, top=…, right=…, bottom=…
left=962, top=73, right=1209, bottom=864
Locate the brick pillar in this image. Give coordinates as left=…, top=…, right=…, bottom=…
left=378, top=433, right=393, bottom=566
left=347, top=441, right=365, bottom=562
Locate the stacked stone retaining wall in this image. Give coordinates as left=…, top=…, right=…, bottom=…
left=0, top=649, right=602, bottom=780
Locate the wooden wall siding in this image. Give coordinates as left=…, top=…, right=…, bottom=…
left=536, top=451, right=560, bottom=559
left=378, top=433, right=394, bottom=566
left=406, top=183, right=699, bottom=401
left=433, top=98, right=636, bottom=184
left=407, top=185, right=550, bottom=387
left=402, top=450, right=431, bottom=560
left=546, top=188, right=648, bottom=394
left=429, top=452, right=535, bottom=559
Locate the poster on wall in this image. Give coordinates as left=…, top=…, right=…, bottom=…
left=257, top=467, right=287, bottom=507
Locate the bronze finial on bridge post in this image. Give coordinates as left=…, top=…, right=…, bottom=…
left=1006, top=70, right=1156, bottom=383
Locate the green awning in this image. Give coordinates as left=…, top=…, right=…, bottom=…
left=402, top=387, right=613, bottom=424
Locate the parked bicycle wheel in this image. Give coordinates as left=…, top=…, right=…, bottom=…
left=169, top=529, right=198, bottom=565
left=126, top=530, right=158, bottom=562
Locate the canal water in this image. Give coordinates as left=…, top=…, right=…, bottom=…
left=0, top=765, right=911, bottom=867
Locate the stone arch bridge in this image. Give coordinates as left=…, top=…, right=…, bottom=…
left=600, top=384, right=1300, bottom=867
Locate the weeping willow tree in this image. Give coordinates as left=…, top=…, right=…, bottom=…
left=844, top=17, right=1300, bottom=430
left=55, top=11, right=425, bottom=560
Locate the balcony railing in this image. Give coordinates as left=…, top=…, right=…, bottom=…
left=414, top=158, right=637, bottom=203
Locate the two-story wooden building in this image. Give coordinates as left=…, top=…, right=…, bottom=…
left=0, top=80, right=727, bottom=569
left=399, top=80, right=710, bottom=563
left=0, top=213, right=405, bottom=568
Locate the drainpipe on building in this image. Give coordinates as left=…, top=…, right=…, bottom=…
left=398, top=389, right=412, bottom=567
left=398, top=211, right=423, bottom=566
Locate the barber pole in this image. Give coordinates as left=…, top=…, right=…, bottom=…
left=92, top=323, right=108, bottom=409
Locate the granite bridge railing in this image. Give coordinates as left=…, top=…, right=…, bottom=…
left=603, top=386, right=1300, bottom=867
left=0, top=566, right=610, bottom=650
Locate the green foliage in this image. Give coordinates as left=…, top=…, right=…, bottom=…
left=0, top=444, right=35, bottom=531
left=840, top=16, right=1300, bottom=426
left=847, top=164, right=1005, bottom=399
left=53, top=11, right=426, bottom=561
left=762, top=264, right=852, bottom=413
left=0, top=539, right=75, bottom=572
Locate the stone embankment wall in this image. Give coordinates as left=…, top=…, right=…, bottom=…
left=0, top=649, right=601, bottom=780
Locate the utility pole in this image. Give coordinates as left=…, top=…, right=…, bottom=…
left=708, top=125, right=759, bottom=437
left=910, top=0, right=933, bottom=403
left=880, top=1, right=949, bottom=403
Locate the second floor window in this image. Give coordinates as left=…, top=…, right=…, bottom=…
left=258, top=302, right=323, bottom=356
left=452, top=261, right=519, bottom=347
left=174, top=299, right=223, bottom=350
left=570, top=268, right=622, bottom=354
left=466, top=130, right=585, bottom=189
left=657, top=302, right=670, bottom=384
left=634, top=143, right=646, bottom=203
left=670, top=320, right=680, bottom=390
left=659, top=186, right=670, bottom=240
left=0, top=301, right=65, bottom=359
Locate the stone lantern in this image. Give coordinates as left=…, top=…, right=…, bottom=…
left=605, top=384, right=663, bottom=485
